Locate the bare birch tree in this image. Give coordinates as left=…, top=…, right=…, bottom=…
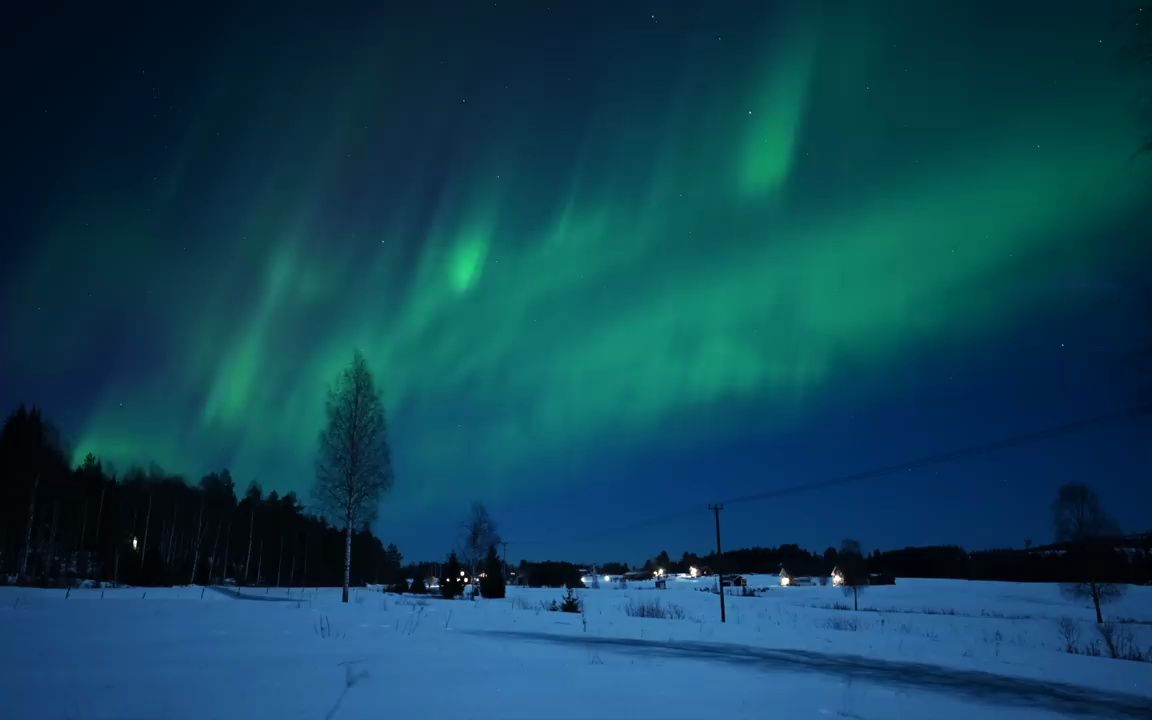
left=1053, top=483, right=1125, bottom=623
left=459, top=502, right=500, bottom=580
left=314, top=350, right=393, bottom=603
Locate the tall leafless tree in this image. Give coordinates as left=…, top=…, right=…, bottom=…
left=1052, top=483, right=1125, bottom=623
left=314, top=350, right=394, bottom=603
left=459, top=502, right=501, bottom=580
left=836, top=538, right=868, bottom=611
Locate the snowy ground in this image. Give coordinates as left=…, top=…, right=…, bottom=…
left=1, top=577, right=1150, bottom=719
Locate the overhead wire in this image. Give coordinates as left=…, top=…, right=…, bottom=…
left=507, top=404, right=1149, bottom=551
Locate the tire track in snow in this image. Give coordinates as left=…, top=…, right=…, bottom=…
left=471, top=630, right=1152, bottom=719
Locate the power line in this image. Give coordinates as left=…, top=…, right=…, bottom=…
left=718, top=405, right=1148, bottom=507
left=509, top=405, right=1149, bottom=550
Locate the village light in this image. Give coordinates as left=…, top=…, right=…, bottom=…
left=689, top=566, right=699, bottom=578
left=780, top=576, right=791, bottom=587
left=602, top=575, right=610, bottom=583
left=131, top=536, right=138, bottom=551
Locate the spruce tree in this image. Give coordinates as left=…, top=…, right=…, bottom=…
left=441, top=552, right=465, bottom=599
left=479, top=545, right=506, bottom=598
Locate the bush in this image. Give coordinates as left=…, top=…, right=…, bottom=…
left=389, top=578, right=409, bottom=594
left=1098, top=623, right=1149, bottom=662
left=559, top=587, right=582, bottom=613
left=1056, top=619, right=1150, bottom=662
left=822, top=617, right=859, bottom=632
left=624, top=598, right=686, bottom=620
left=408, top=577, right=427, bottom=594
left=1057, top=618, right=1080, bottom=653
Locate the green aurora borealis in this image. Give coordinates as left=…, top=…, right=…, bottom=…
left=3, top=3, right=1150, bottom=550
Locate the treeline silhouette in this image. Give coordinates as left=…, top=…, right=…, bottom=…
left=1, top=405, right=401, bottom=587
left=628, top=540, right=1152, bottom=584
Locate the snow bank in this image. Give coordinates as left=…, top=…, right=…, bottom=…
left=1, top=579, right=1148, bottom=719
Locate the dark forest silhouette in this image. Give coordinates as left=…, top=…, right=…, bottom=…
left=0, top=405, right=401, bottom=588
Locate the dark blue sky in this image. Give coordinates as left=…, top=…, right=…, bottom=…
left=2, top=2, right=1149, bottom=564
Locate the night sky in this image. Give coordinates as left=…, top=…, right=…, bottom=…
left=2, top=2, right=1149, bottom=563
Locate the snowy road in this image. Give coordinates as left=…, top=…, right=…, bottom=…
left=475, top=630, right=1152, bottom=719
left=4, top=583, right=1150, bottom=719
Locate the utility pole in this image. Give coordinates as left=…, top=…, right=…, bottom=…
left=708, top=504, right=726, bottom=623
left=500, top=541, right=509, bottom=580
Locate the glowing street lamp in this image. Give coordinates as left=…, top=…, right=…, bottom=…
left=131, top=536, right=139, bottom=551
left=689, top=566, right=699, bottom=578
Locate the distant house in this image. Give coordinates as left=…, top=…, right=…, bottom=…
left=778, top=568, right=817, bottom=587
left=830, top=566, right=895, bottom=586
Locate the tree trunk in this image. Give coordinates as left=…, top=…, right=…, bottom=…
left=256, top=539, right=263, bottom=586
left=165, top=510, right=177, bottom=568
left=276, top=532, right=284, bottom=588
left=94, top=482, right=106, bottom=580
left=20, top=472, right=41, bottom=578
left=47, top=499, right=60, bottom=579
left=853, top=586, right=859, bottom=611
left=302, top=533, right=309, bottom=588
left=208, top=521, right=222, bottom=585
left=221, top=520, right=232, bottom=584
left=94, top=483, right=106, bottom=544
left=140, top=494, right=153, bottom=570
left=79, top=495, right=89, bottom=577
left=244, top=509, right=255, bottom=584
left=190, top=495, right=205, bottom=585
left=1092, top=583, right=1104, bottom=624
left=342, top=518, right=353, bottom=603
left=289, top=536, right=297, bottom=587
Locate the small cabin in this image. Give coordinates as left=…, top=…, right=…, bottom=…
left=778, top=568, right=816, bottom=587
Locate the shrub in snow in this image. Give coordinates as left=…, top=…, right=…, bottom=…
left=557, top=587, right=582, bottom=613
left=479, top=545, right=506, bottom=599
left=1057, top=618, right=1080, bottom=653
left=1098, top=623, right=1149, bottom=662
left=389, top=578, right=409, bottom=594
left=408, top=577, right=427, bottom=594
left=821, top=617, right=859, bottom=632
left=624, top=598, right=686, bottom=620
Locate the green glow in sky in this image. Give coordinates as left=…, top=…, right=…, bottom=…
left=6, top=3, right=1147, bottom=514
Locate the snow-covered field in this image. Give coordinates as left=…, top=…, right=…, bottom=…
left=1, top=577, right=1150, bottom=719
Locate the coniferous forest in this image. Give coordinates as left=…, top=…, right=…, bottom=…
left=0, top=405, right=403, bottom=588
